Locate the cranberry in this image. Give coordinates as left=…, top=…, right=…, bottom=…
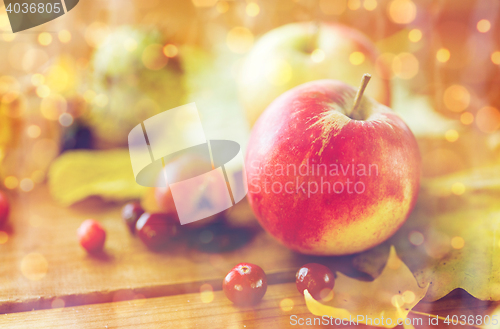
left=121, top=202, right=144, bottom=233
left=0, top=191, right=10, bottom=227
left=223, top=263, right=267, bottom=306
left=136, top=213, right=179, bottom=250
left=77, top=219, right=106, bottom=253
left=296, top=263, right=335, bottom=301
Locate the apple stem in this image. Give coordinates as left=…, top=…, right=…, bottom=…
left=307, top=21, right=321, bottom=52
left=349, top=74, right=372, bottom=117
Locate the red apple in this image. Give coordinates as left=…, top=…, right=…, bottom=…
left=245, top=76, right=420, bottom=255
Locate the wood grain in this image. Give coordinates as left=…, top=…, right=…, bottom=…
left=0, top=186, right=358, bottom=313
left=0, top=283, right=496, bottom=329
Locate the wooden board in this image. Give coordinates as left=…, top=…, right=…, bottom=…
left=0, top=186, right=358, bottom=313
left=2, top=185, right=500, bottom=328
left=0, top=283, right=496, bottom=328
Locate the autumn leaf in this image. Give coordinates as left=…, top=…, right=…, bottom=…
left=353, top=165, right=500, bottom=301
left=48, top=150, right=147, bottom=206
left=305, top=246, right=428, bottom=328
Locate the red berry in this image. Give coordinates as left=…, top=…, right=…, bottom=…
left=0, top=191, right=10, bottom=227
left=77, top=219, right=106, bottom=253
left=296, top=263, right=335, bottom=301
left=121, top=202, right=144, bottom=233
left=136, top=213, right=179, bottom=250
left=223, top=263, right=267, bottom=306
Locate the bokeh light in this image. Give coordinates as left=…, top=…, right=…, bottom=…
left=451, top=182, right=465, bottom=195
left=443, top=85, right=470, bottom=112
left=402, top=290, right=416, bottom=304
left=226, top=27, right=254, bottom=54
left=38, top=32, right=52, bottom=46
left=347, top=0, right=361, bottom=10
left=319, top=0, right=346, bottom=15
left=21, top=253, right=48, bottom=281
left=246, top=2, right=260, bottom=17
left=2, top=34, right=15, bottom=42
left=46, top=65, right=70, bottom=93
left=349, top=51, right=365, bottom=65
left=445, top=129, right=459, bottom=142
left=200, top=284, right=214, bottom=303
left=409, top=230, right=424, bottom=246
left=280, top=298, right=294, bottom=311
left=0, top=231, right=8, bottom=244
left=163, top=44, right=178, bottom=58
left=4, top=176, right=18, bottom=190
left=31, top=74, right=45, bottom=86
left=83, top=90, right=96, bottom=103
left=192, top=0, right=218, bottom=7
left=320, top=288, right=334, bottom=302
left=94, top=94, right=109, bottom=108
left=20, top=178, right=34, bottom=192
left=392, top=52, right=418, bottom=79
left=451, top=236, right=465, bottom=249
left=84, top=22, right=110, bottom=48
left=36, top=85, right=51, bottom=98
left=364, top=0, right=377, bottom=11
left=51, top=298, right=65, bottom=309
left=492, top=51, right=500, bottom=65
left=408, top=29, right=422, bottom=42
left=59, top=113, right=74, bottom=127
left=460, top=112, right=474, bottom=125
left=58, top=30, right=71, bottom=43
left=436, top=48, right=450, bottom=63
left=477, top=19, right=491, bottom=33
left=476, top=106, right=500, bottom=133
left=388, top=0, right=416, bottom=24
left=311, top=49, right=325, bottom=63
left=216, top=1, right=229, bottom=13
left=27, top=125, right=41, bottom=139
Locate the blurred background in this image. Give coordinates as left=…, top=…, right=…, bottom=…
left=0, top=0, right=499, bottom=197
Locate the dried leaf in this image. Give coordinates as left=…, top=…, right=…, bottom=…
left=48, top=150, right=147, bottom=206
left=305, top=246, right=428, bottom=328
left=354, top=166, right=500, bottom=301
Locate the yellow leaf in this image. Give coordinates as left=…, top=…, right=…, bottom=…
left=48, top=149, right=148, bottom=206
left=305, top=246, right=428, bottom=328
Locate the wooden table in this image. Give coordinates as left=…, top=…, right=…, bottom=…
left=0, top=186, right=497, bottom=328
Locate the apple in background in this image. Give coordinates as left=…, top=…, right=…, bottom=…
left=245, top=76, right=420, bottom=255
left=238, top=22, right=390, bottom=127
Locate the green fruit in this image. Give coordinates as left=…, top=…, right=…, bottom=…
left=85, top=26, right=186, bottom=147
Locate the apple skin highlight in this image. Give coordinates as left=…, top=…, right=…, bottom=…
left=245, top=79, right=420, bottom=256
